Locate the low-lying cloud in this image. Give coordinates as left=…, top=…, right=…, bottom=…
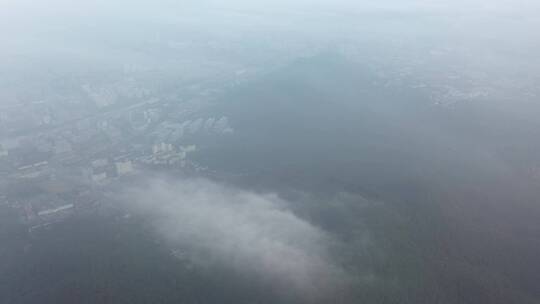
left=120, top=177, right=347, bottom=300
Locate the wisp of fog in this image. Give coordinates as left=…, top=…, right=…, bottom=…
left=119, top=177, right=347, bottom=300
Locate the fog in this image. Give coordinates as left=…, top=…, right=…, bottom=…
left=1, top=1, right=540, bottom=303
left=120, top=177, right=348, bottom=300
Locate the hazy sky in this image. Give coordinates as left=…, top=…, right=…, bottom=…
left=2, top=0, right=540, bottom=20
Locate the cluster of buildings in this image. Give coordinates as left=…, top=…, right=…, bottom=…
left=1, top=78, right=241, bottom=237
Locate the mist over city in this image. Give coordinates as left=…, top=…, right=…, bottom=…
left=1, top=1, right=540, bottom=303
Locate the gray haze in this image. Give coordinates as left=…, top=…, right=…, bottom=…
left=1, top=1, right=540, bottom=303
